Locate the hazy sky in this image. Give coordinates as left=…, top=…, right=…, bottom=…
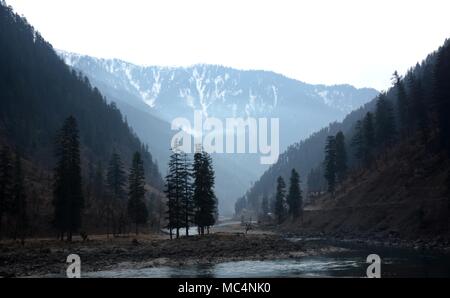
left=5, top=0, right=450, bottom=90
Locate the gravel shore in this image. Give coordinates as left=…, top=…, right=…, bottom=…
left=0, top=232, right=345, bottom=277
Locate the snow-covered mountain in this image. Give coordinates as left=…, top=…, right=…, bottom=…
left=58, top=50, right=379, bottom=215
left=59, top=51, right=377, bottom=122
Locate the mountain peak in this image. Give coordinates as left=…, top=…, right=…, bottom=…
left=57, top=51, right=379, bottom=120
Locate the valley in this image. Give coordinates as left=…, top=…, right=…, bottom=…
left=1, top=0, right=450, bottom=281
left=58, top=51, right=378, bottom=214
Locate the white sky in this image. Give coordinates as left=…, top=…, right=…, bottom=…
left=5, top=0, right=450, bottom=90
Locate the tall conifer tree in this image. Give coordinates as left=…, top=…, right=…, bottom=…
left=286, top=169, right=302, bottom=220
left=53, top=116, right=84, bottom=241
left=128, top=152, right=148, bottom=235
left=274, top=176, right=286, bottom=224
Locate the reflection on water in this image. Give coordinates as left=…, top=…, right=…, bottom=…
left=84, top=249, right=450, bottom=278
left=84, top=257, right=363, bottom=278
left=83, top=236, right=450, bottom=278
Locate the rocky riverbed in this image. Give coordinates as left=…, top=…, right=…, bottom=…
left=0, top=232, right=348, bottom=277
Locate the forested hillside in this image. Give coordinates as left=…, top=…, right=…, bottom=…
left=0, top=4, right=163, bottom=188
left=0, top=2, right=164, bottom=238
left=239, top=37, right=450, bottom=228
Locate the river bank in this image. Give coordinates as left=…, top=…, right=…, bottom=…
left=0, top=231, right=348, bottom=277
left=273, top=224, right=450, bottom=253
left=2, top=219, right=450, bottom=278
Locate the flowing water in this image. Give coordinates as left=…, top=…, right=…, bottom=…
left=83, top=238, right=450, bottom=278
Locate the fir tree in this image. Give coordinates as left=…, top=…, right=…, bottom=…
left=274, top=176, right=286, bottom=224
left=107, top=152, right=127, bottom=200
left=181, top=152, right=194, bottom=236
left=375, top=92, right=396, bottom=149
left=192, top=149, right=217, bottom=235
left=351, top=120, right=365, bottom=165
left=106, top=151, right=127, bottom=234
left=306, top=166, right=326, bottom=195
left=0, top=146, right=13, bottom=239
left=11, top=151, right=27, bottom=244
left=434, top=39, right=450, bottom=155
left=52, top=116, right=84, bottom=241
left=392, top=71, right=409, bottom=137
left=362, top=112, right=376, bottom=166
left=335, top=131, right=347, bottom=184
left=286, top=169, right=302, bottom=220
left=165, top=149, right=184, bottom=239
left=407, top=76, right=428, bottom=137
left=128, top=152, right=148, bottom=235
left=324, top=135, right=337, bottom=194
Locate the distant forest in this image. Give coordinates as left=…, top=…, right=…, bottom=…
left=237, top=37, right=450, bottom=222
left=0, top=3, right=166, bottom=239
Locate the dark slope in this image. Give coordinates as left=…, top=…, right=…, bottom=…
left=242, top=40, right=443, bottom=211
left=0, top=3, right=163, bottom=189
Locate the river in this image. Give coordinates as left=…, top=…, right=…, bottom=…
left=83, top=237, right=450, bottom=278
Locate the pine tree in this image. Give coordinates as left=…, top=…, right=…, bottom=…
left=335, top=131, right=347, bottom=184
left=0, top=146, right=13, bottom=239
left=434, top=40, right=450, bottom=156
left=286, top=169, right=302, bottom=220
left=107, top=152, right=127, bottom=200
left=11, top=151, right=27, bottom=244
left=106, top=151, right=127, bottom=234
left=351, top=120, right=365, bottom=165
left=392, top=71, right=409, bottom=137
left=407, top=76, right=428, bottom=137
left=202, top=151, right=217, bottom=233
left=128, top=152, right=148, bottom=235
left=53, top=116, right=84, bottom=241
left=164, top=170, right=176, bottom=240
left=362, top=112, right=376, bottom=166
left=91, top=162, right=110, bottom=236
left=165, top=149, right=184, bottom=239
left=274, top=176, right=286, bottom=224
left=307, top=166, right=327, bottom=195
left=192, top=149, right=217, bottom=235
left=375, top=92, right=396, bottom=149
left=324, top=135, right=337, bottom=194
left=181, top=152, right=194, bottom=236
left=192, top=151, right=217, bottom=235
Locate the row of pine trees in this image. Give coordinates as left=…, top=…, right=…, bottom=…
left=53, top=116, right=152, bottom=241
left=238, top=39, right=450, bottom=221
left=165, top=147, right=217, bottom=239
left=234, top=169, right=303, bottom=225
left=0, top=115, right=155, bottom=242
left=322, top=75, right=423, bottom=197
left=0, top=147, right=27, bottom=243
left=322, top=38, right=450, bottom=197
left=273, top=169, right=303, bottom=224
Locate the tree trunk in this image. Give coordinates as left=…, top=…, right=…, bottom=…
left=176, top=228, right=180, bottom=239
left=186, top=225, right=189, bottom=237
